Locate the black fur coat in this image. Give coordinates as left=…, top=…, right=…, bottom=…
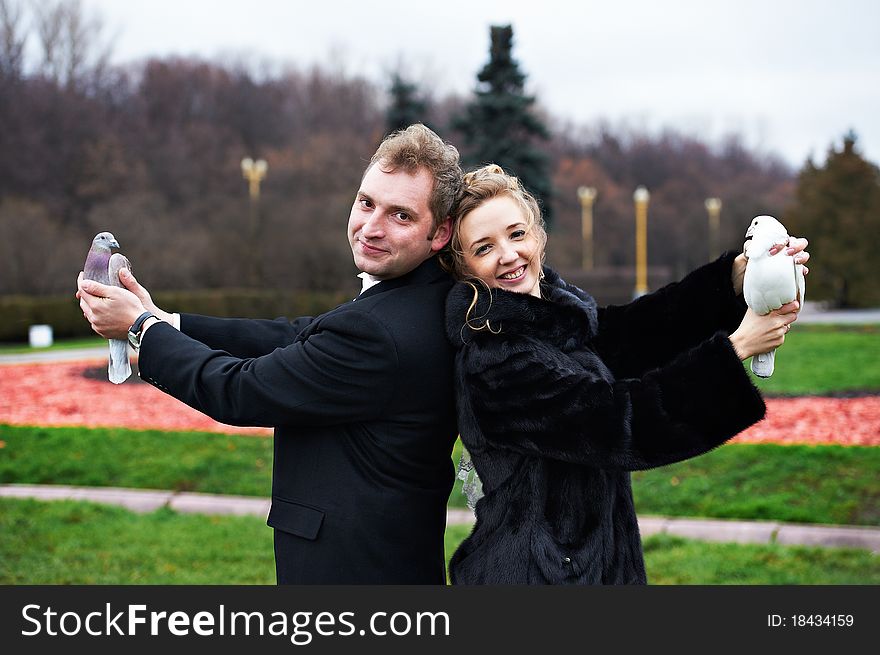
left=445, top=252, right=766, bottom=584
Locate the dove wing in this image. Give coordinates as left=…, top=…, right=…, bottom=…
left=794, top=261, right=806, bottom=307
left=107, top=252, right=133, bottom=384
left=109, top=253, right=131, bottom=287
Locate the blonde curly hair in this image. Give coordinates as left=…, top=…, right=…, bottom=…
left=440, top=163, right=547, bottom=279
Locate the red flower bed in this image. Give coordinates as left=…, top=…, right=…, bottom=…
left=1, top=359, right=878, bottom=445
left=0, top=360, right=270, bottom=436
left=733, top=396, right=880, bottom=445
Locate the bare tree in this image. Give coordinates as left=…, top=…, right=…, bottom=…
left=0, top=0, right=25, bottom=79
left=32, top=0, right=111, bottom=90
left=33, top=0, right=63, bottom=81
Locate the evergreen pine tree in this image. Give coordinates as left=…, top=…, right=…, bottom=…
left=454, top=25, right=554, bottom=226
left=386, top=72, right=429, bottom=134
left=785, top=131, right=880, bottom=307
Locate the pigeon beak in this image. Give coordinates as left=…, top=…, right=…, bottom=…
left=744, top=225, right=755, bottom=240
left=108, top=238, right=120, bottom=249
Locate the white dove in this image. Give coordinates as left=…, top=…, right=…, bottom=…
left=83, top=231, right=132, bottom=384
left=742, top=215, right=806, bottom=378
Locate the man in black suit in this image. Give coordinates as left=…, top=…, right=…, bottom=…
left=77, top=125, right=463, bottom=584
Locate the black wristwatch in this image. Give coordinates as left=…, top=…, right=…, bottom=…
left=128, top=311, right=157, bottom=351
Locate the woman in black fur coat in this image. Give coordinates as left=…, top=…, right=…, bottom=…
left=442, top=164, right=810, bottom=584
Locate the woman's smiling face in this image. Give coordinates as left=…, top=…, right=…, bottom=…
left=458, top=195, right=543, bottom=298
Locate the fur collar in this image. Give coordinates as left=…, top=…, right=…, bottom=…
left=446, top=266, right=599, bottom=347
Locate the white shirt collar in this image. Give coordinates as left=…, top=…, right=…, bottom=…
left=357, top=271, right=383, bottom=294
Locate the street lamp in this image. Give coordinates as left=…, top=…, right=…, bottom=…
left=578, top=186, right=596, bottom=271
left=577, top=186, right=597, bottom=271
left=705, top=197, right=722, bottom=262
left=241, top=157, right=268, bottom=200
left=633, top=186, right=650, bottom=297
left=241, top=157, right=268, bottom=286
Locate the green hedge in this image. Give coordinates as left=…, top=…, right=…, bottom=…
left=0, top=289, right=351, bottom=342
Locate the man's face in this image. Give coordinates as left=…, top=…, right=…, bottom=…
left=348, top=163, right=451, bottom=280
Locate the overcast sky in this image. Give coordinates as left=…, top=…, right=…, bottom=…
left=81, top=0, right=880, bottom=168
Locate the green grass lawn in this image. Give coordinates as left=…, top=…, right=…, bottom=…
left=748, top=324, right=880, bottom=395
left=0, top=425, right=273, bottom=497
left=630, top=444, right=880, bottom=526
left=450, top=438, right=880, bottom=526
left=0, top=498, right=274, bottom=584
left=2, top=499, right=875, bottom=585
left=3, top=424, right=878, bottom=526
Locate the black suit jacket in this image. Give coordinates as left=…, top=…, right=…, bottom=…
left=138, top=257, right=457, bottom=583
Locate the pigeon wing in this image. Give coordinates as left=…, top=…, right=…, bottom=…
left=109, top=253, right=131, bottom=287
left=107, top=253, right=133, bottom=384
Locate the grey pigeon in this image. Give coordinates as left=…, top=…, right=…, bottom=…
left=742, top=215, right=806, bottom=378
left=83, top=231, right=132, bottom=384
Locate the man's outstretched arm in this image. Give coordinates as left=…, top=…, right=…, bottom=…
left=78, top=270, right=311, bottom=358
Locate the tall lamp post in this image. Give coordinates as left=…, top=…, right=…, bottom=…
left=633, top=186, right=650, bottom=297
left=241, top=157, right=268, bottom=286
left=577, top=186, right=597, bottom=271
left=705, top=197, right=722, bottom=262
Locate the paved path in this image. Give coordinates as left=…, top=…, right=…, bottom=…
left=797, top=302, right=880, bottom=324
left=3, top=484, right=878, bottom=553
left=0, top=346, right=109, bottom=365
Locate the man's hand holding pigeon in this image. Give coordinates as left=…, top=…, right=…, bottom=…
left=77, top=237, right=168, bottom=354
left=81, top=232, right=138, bottom=383
left=77, top=268, right=148, bottom=340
